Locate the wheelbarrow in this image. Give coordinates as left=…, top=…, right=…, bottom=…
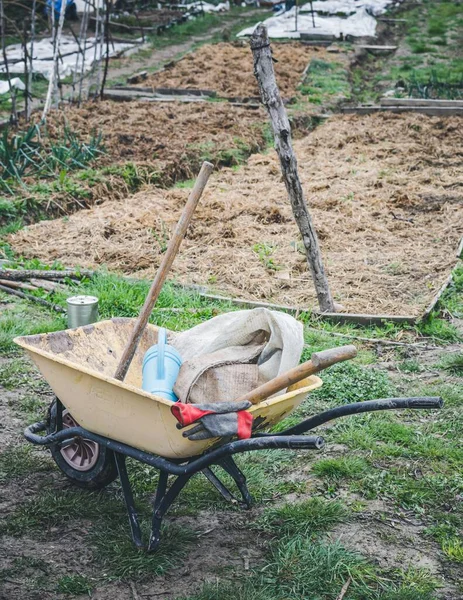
left=16, top=318, right=443, bottom=552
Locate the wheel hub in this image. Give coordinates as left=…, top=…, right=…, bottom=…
left=60, top=410, right=100, bottom=471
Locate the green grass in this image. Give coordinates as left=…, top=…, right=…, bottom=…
left=1, top=485, right=197, bottom=581
left=256, top=497, right=348, bottom=537
left=148, top=8, right=269, bottom=50
left=0, top=444, right=52, bottom=483
left=312, top=457, right=371, bottom=480
left=180, top=537, right=439, bottom=600
left=351, top=0, right=463, bottom=101
left=437, top=352, right=463, bottom=375
left=299, top=58, right=350, bottom=107
left=57, top=574, right=93, bottom=595
left=90, top=519, right=196, bottom=580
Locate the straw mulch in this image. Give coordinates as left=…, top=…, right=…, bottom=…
left=139, top=42, right=349, bottom=99
left=11, top=113, right=463, bottom=316
left=41, top=100, right=267, bottom=186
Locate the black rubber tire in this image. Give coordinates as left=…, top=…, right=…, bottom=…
left=47, top=399, right=118, bottom=490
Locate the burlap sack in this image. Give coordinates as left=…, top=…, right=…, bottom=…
left=171, top=308, right=304, bottom=404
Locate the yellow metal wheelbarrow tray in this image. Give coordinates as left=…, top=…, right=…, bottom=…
left=16, top=318, right=443, bottom=552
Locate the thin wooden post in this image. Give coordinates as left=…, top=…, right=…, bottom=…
left=100, top=0, right=111, bottom=99
left=114, top=161, right=214, bottom=382
left=250, top=24, right=335, bottom=313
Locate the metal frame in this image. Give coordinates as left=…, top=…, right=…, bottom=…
left=24, top=396, right=442, bottom=552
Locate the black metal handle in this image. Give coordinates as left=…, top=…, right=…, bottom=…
left=24, top=421, right=324, bottom=475
left=258, top=396, right=443, bottom=437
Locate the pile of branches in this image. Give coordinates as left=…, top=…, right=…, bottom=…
left=0, top=266, right=94, bottom=311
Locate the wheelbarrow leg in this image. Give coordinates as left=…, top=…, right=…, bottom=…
left=219, top=457, right=253, bottom=509
left=202, top=458, right=253, bottom=509
left=202, top=467, right=237, bottom=504
left=148, top=472, right=193, bottom=552
left=114, top=452, right=144, bottom=549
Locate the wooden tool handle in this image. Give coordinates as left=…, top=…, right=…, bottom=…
left=238, top=344, right=357, bottom=405
left=114, top=161, right=214, bottom=382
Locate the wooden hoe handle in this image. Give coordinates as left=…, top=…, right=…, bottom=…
left=237, top=344, right=357, bottom=405
left=114, top=161, right=214, bottom=382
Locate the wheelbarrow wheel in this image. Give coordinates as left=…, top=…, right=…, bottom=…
left=47, top=399, right=118, bottom=490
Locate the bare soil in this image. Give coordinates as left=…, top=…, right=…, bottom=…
left=12, top=112, right=463, bottom=317
left=138, top=41, right=349, bottom=98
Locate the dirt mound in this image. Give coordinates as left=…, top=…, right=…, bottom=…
left=140, top=42, right=347, bottom=98
left=12, top=113, right=463, bottom=316
left=42, top=100, right=267, bottom=186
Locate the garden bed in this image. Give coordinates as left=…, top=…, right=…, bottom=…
left=11, top=112, right=463, bottom=317
left=136, top=42, right=350, bottom=99
left=42, top=100, right=266, bottom=184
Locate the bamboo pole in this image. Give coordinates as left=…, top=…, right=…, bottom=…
left=250, top=25, right=335, bottom=313
left=22, top=19, right=29, bottom=120
left=100, top=0, right=111, bottom=99
left=0, top=0, right=18, bottom=126
left=78, top=0, right=90, bottom=104
left=42, top=0, right=66, bottom=118
left=70, top=0, right=89, bottom=103
left=28, top=0, right=37, bottom=120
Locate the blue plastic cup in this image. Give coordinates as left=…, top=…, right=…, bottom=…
left=142, top=328, right=182, bottom=402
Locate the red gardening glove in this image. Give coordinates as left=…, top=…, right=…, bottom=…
left=171, top=401, right=253, bottom=441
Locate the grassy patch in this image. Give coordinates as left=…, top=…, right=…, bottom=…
left=437, top=352, right=463, bottom=375
left=57, top=574, right=94, bottom=595
left=256, top=497, right=348, bottom=537
left=312, top=456, right=371, bottom=480
left=0, top=357, right=35, bottom=389
left=351, top=0, right=463, bottom=101
left=310, top=362, right=392, bottom=405
left=90, top=519, right=196, bottom=580
left=0, top=444, right=52, bottom=482
left=299, top=58, right=351, bottom=106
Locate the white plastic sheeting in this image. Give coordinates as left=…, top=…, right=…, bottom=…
left=0, top=35, right=137, bottom=80
left=0, top=77, right=26, bottom=94
left=302, top=0, right=396, bottom=16
left=184, top=1, right=230, bottom=12
left=238, top=0, right=400, bottom=38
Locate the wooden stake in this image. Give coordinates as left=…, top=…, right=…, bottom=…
left=250, top=25, right=335, bottom=313
left=114, top=161, right=214, bottom=382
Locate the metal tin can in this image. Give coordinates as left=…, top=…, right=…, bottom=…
left=66, top=295, right=99, bottom=328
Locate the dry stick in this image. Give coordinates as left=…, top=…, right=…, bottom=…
left=0, top=268, right=94, bottom=280
left=250, top=25, right=335, bottom=313
left=114, top=161, right=214, bottom=382
left=236, top=345, right=357, bottom=405
left=0, top=278, right=38, bottom=291
left=0, top=0, right=18, bottom=126
left=336, top=577, right=352, bottom=600
left=0, top=283, right=66, bottom=312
